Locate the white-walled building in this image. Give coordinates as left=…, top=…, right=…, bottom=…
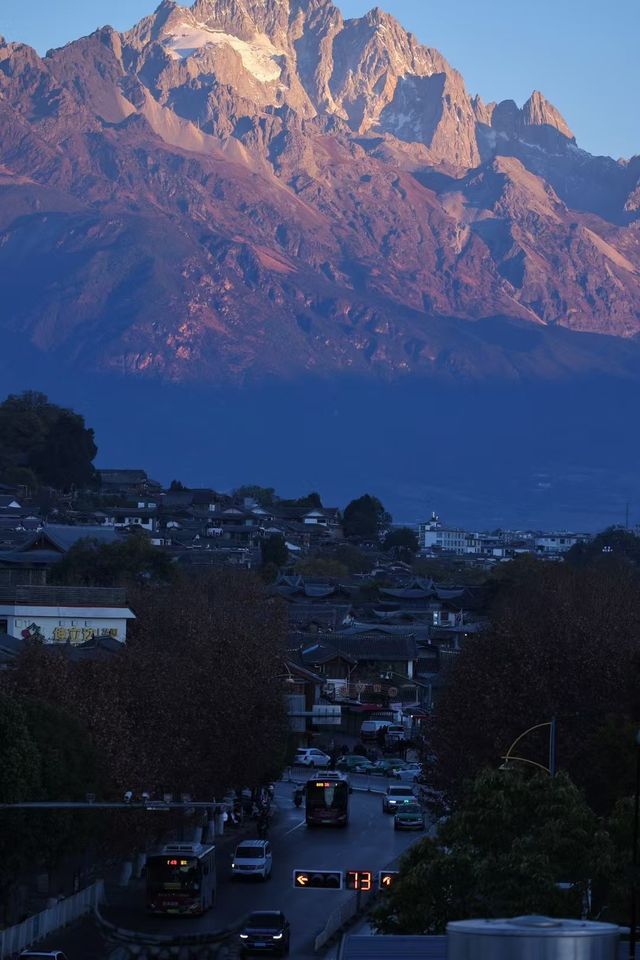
left=0, top=585, right=135, bottom=645
left=535, top=534, right=584, bottom=554
left=419, top=513, right=473, bottom=555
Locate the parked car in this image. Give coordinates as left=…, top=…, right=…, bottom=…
left=353, top=760, right=379, bottom=775
left=372, top=758, right=409, bottom=776
left=231, top=839, right=272, bottom=880
left=336, top=754, right=369, bottom=771
left=392, top=762, right=423, bottom=781
left=295, top=748, right=330, bottom=768
left=382, top=784, right=416, bottom=813
left=394, top=802, right=426, bottom=831
left=239, top=910, right=290, bottom=957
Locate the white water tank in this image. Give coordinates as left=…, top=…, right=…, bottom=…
left=447, top=915, right=620, bottom=959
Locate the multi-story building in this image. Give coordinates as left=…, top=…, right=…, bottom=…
left=419, top=513, right=471, bottom=555
left=535, top=533, right=585, bottom=555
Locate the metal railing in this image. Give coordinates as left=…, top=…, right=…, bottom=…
left=0, top=880, right=104, bottom=958
left=3, top=585, right=127, bottom=606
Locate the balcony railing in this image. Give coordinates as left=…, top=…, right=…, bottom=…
left=0, top=585, right=127, bottom=606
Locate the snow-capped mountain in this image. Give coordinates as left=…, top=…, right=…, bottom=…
left=0, top=0, right=639, bottom=383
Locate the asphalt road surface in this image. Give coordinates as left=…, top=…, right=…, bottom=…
left=37, top=775, right=426, bottom=959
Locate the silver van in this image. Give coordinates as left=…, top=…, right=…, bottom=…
left=231, top=840, right=272, bottom=880
left=360, top=719, right=392, bottom=740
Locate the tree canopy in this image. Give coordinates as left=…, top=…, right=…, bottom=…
left=383, top=527, right=419, bottom=556
left=0, top=391, right=97, bottom=490
left=429, top=559, right=640, bottom=813
left=0, top=695, right=41, bottom=803
left=372, top=770, right=613, bottom=934
left=342, top=494, right=391, bottom=541
left=278, top=492, right=323, bottom=509
left=261, top=533, right=289, bottom=568
left=233, top=485, right=277, bottom=507
left=4, top=571, right=289, bottom=798
left=566, top=527, right=640, bottom=568
left=49, top=530, right=176, bottom=587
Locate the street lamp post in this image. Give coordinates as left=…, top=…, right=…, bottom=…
left=628, top=730, right=640, bottom=960
left=500, top=718, right=558, bottom=776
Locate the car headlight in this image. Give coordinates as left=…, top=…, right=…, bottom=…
left=240, top=934, right=248, bottom=939
left=273, top=933, right=283, bottom=940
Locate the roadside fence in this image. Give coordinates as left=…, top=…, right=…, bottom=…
left=0, top=880, right=104, bottom=959
left=314, top=888, right=376, bottom=951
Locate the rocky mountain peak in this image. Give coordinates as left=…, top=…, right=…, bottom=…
left=190, top=0, right=293, bottom=45
left=491, top=91, right=574, bottom=148
left=522, top=89, right=574, bottom=140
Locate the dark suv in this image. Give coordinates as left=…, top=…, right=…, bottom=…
left=239, top=910, right=290, bottom=956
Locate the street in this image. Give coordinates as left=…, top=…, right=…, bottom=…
left=38, top=775, right=425, bottom=959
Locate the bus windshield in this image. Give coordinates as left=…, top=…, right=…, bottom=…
left=305, top=777, right=349, bottom=825
left=147, top=856, right=200, bottom=891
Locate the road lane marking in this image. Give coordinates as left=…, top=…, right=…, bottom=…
left=282, top=819, right=306, bottom=838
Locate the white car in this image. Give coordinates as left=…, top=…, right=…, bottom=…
left=295, top=748, right=331, bottom=768
left=231, top=840, right=272, bottom=880
left=382, top=784, right=416, bottom=813
left=392, top=762, right=422, bottom=781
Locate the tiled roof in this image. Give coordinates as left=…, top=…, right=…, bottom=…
left=299, top=640, right=357, bottom=666
left=299, top=632, right=418, bottom=663
left=13, top=524, right=121, bottom=555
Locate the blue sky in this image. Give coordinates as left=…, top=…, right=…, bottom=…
left=1, top=0, right=637, bottom=158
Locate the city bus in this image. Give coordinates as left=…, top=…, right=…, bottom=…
left=146, top=842, right=216, bottom=915
left=305, top=774, right=349, bottom=826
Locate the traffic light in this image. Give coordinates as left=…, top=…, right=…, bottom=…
left=293, top=869, right=343, bottom=890
left=378, top=870, right=399, bottom=890
left=345, top=870, right=373, bottom=891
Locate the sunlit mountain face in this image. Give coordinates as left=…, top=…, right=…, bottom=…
left=0, top=1, right=638, bottom=526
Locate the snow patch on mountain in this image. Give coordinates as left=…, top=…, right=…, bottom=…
left=163, top=20, right=283, bottom=83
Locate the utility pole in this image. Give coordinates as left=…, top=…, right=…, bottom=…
left=549, top=716, right=558, bottom=777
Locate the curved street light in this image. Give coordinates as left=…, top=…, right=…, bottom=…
left=500, top=718, right=557, bottom=776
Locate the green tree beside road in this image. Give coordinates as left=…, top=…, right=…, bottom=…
left=372, top=770, right=614, bottom=934
left=3, top=571, right=289, bottom=798
left=430, top=560, right=640, bottom=813
left=0, top=695, right=41, bottom=803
